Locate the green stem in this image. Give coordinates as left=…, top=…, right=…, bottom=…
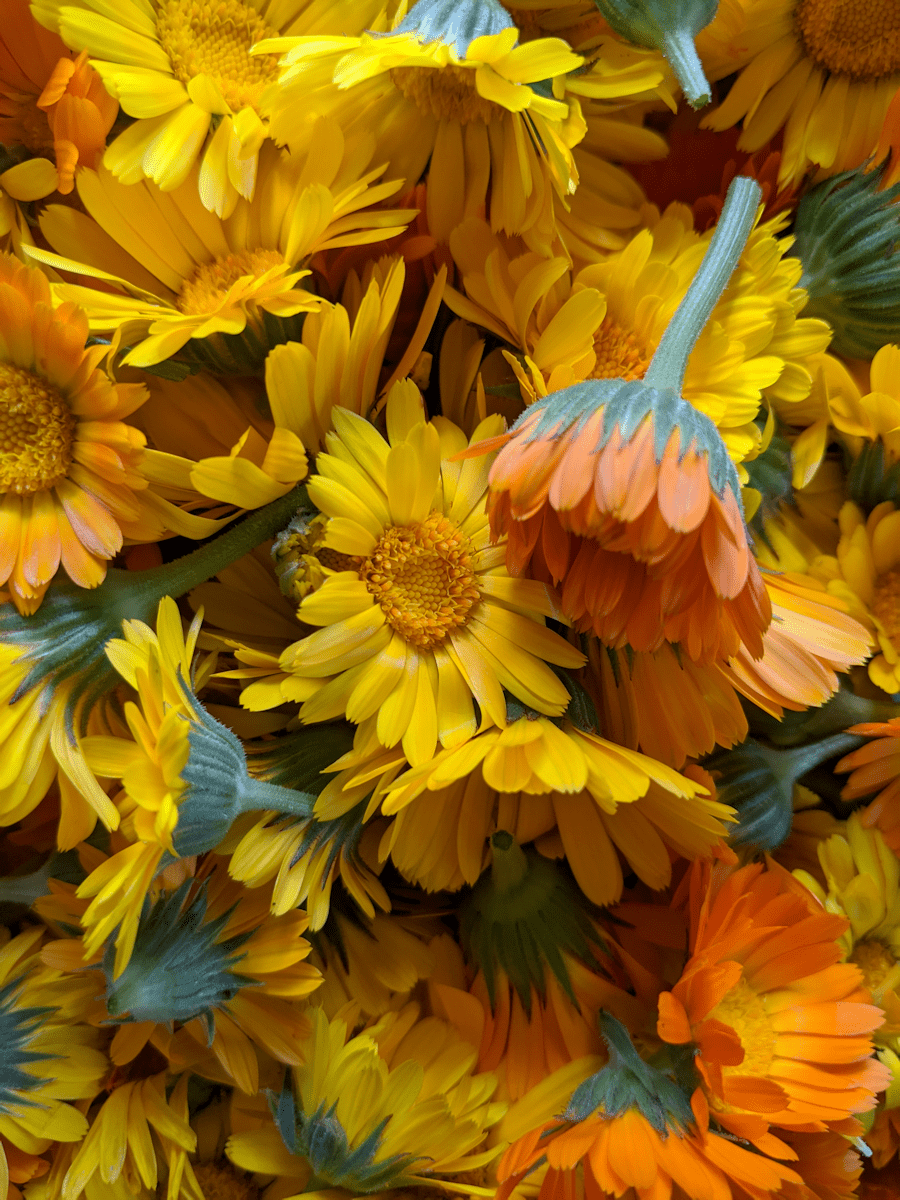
left=774, top=731, right=866, bottom=780
left=763, top=689, right=900, bottom=747
left=240, top=776, right=316, bottom=820
left=661, top=27, right=711, bottom=108
left=644, top=176, right=761, bottom=393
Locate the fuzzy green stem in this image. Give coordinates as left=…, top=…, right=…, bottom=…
left=644, top=176, right=761, bottom=392
left=239, top=776, right=316, bottom=820
left=762, top=689, right=900, bottom=747
left=661, top=28, right=711, bottom=108
left=774, top=731, right=866, bottom=780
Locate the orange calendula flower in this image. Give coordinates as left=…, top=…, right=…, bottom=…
left=656, top=858, right=890, bottom=1152
left=0, top=254, right=157, bottom=611
left=0, top=0, right=116, bottom=198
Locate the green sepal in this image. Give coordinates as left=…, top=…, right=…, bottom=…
left=792, top=162, right=900, bottom=360
left=392, top=0, right=513, bottom=56
left=848, top=439, right=900, bottom=512
left=0, top=982, right=55, bottom=1114
left=246, top=724, right=356, bottom=794
left=172, top=681, right=316, bottom=859
left=103, top=880, right=255, bottom=1018
left=459, top=832, right=606, bottom=1013
left=742, top=685, right=900, bottom=748
left=0, top=485, right=308, bottom=736
left=744, top=423, right=793, bottom=542
left=705, top=732, right=865, bottom=854
left=563, top=1012, right=695, bottom=1134
left=171, top=311, right=308, bottom=377
left=590, top=0, right=717, bottom=107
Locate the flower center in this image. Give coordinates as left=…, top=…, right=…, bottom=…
left=795, top=0, right=900, bottom=80
left=274, top=512, right=359, bottom=603
left=390, top=65, right=503, bottom=124
left=849, top=938, right=900, bottom=1001
left=872, top=568, right=900, bottom=647
left=707, top=976, right=776, bottom=1092
left=590, top=318, right=653, bottom=382
left=359, top=511, right=480, bottom=648
left=155, top=0, right=280, bottom=111
left=0, top=364, right=76, bottom=495
left=177, top=248, right=286, bottom=315
left=191, top=1161, right=260, bottom=1200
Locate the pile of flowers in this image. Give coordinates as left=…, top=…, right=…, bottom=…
left=4, top=0, right=900, bottom=1196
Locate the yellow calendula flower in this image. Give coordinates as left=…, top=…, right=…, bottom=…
left=277, top=382, right=585, bottom=766
left=28, top=0, right=389, bottom=217
left=811, top=500, right=900, bottom=696
left=258, top=0, right=585, bottom=249
left=0, top=927, right=107, bottom=1200
left=318, top=709, right=734, bottom=904
left=699, top=0, right=900, bottom=188
left=795, top=811, right=900, bottom=1047
left=445, top=205, right=832, bottom=469
left=27, top=118, right=415, bottom=370
left=227, top=1004, right=505, bottom=1193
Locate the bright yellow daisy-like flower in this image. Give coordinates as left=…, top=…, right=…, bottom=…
left=0, top=927, right=107, bottom=1200
left=318, top=710, right=734, bottom=904
left=258, top=0, right=585, bottom=249
left=811, top=499, right=900, bottom=695
left=28, top=118, right=414, bottom=369
left=279, top=383, right=585, bottom=766
left=227, top=1004, right=505, bottom=1193
left=795, top=811, right=900, bottom=1047
left=0, top=254, right=178, bottom=613
left=28, top=0, right=387, bottom=217
left=699, top=0, right=900, bottom=188
left=445, top=204, right=832, bottom=468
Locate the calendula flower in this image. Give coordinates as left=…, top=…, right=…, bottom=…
left=28, top=0, right=377, bottom=217
left=258, top=0, right=586, bottom=249
left=228, top=1004, right=505, bottom=1193
left=794, top=812, right=900, bottom=1046
left=812, top=500, right=900, bottom=696
left=371, top=714, right=733, bottom=904
left=0, top=0, right=116, bottom=198
left=699, top=0, right=900, bottom=188
left=29, top=119, right=414, bottom=370
left=277, top=383, right=585, bottom=766
left=657, top=858, right=890, bottom=1151
left=0, top=927, right=107, bottom=1200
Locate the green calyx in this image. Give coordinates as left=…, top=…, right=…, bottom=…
left=270, top=1077, right=419, bottom=1193
left=564, top=1012, right=695, bottom=1134
left=459, top=831, right=606, bottom=1012
left=392, top=0, right=513, bottom=56
left=0, top=981, right=53, bottom=1114
left=104, top=880, right=253, bottom=1031
left=0, top=485, right=307, bottom=736
left=140, top=311, right=308, bottom=378
left=246, top=724, right=356, bottom=792
left=792, top=162, right=900, bottom=360
left=170, top=682, right=318, bottom=859
left=591, top=0, right=718, bottom=108
left=744, top=423, right=794, bottom=540
left=513, top=175, right=761, bottom=501
left=849, top=439, right=900, bottom=512
left=705, top=731, right=866, bottom=854
left=744, top=684, right=900, bottom=748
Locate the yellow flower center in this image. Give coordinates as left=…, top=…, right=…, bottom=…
left=0, top=363, right=76, bottom=495
left=707, top=976, right=776, bottom=1100
left=872, top=567, right=900, bottom=647
left=390, top=65, right=503, bottom=124
left=795, top=0, right=900, bottom=81
left=177, top=248, right=286, bottom=315
left=155, top=0, right=280, bottom=111
left=360, top=511, right=481, bottom=648
left=191, top=1161, right=259, bottom=1200
left=849, top=938, right=900, bottom=1000
left=590, top=317, right=653, bottom=382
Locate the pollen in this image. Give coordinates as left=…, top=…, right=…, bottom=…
left=0, top=364, right=76, bottom=495
left=590, top=317, right=653, bottom=382
left=708, top=976, right=776, bottom=1088
left=360, top=511, right=481, bottom=648
left=390, top=64, right=502, bottom=124
left=872, top=567, right=900, bottom=647
left=155, top=0, right=280, bottom=112
left=795, top=0, right=900, bottom=81
left=177, top=247, right=286, bottom=315
left=191, top=1160, right=260, bottom=1200
left=849, top=938, right=900, bottom=1001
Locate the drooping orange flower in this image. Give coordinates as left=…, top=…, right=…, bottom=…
left=839, top=720, right=900, bottom=856
left=656, top=858, right=890, bottom=1153
left=0, top=0, right=116, bottom=196
left=479, top=380, right=771, bottom=665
